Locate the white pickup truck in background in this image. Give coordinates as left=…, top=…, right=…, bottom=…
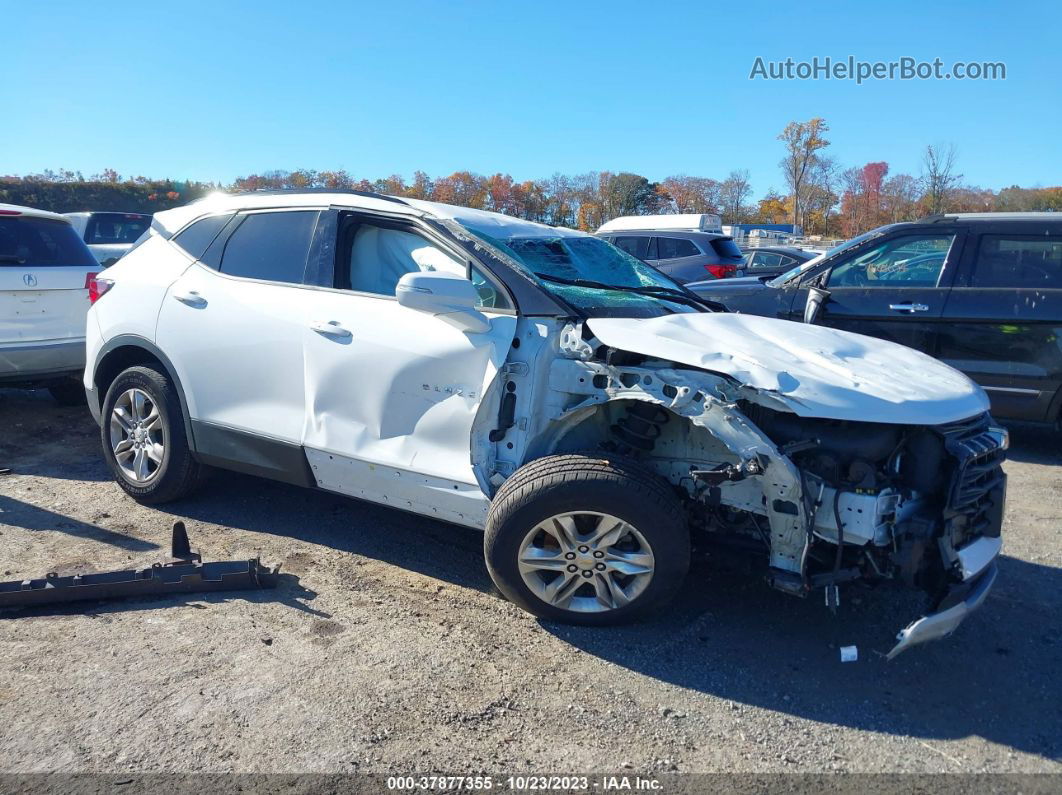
left=1, top=204, right=101, bottom=404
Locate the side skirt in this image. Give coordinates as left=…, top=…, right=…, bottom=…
left=188, top=421, right=490, bottom=530
left=304, top=449, right=489, bottom=530
left=190, top=421, right=316, bottom=487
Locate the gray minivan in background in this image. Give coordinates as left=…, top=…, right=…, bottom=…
left=596, top=229, right=745, bottom=283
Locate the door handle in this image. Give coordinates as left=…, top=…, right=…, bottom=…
left=173, top=290, right=207, bottom=308
left=310, top=320, right=352, bottom=338
left=888, top=303, right=929, bottom=313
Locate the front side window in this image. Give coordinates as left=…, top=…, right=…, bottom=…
left=827, top=233, right=955, bottom=288
left=771, top=225, right=902, bottom=287
left=0, top=216, right=97, bottom=268
left=218, top=211, right=319, bottom=284
left=341, top=223, right=512, bottom=310
left=470, top=266, right=512, bottom=310
left=970, top=235, right=1062, bottom=288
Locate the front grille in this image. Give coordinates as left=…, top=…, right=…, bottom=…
left=938, top=413, right=1006, bottom=545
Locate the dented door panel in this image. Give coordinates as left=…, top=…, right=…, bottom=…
left=302, top=290, right=516, bottom=492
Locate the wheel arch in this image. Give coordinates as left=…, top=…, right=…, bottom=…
left=523, top=397, right=735, bottom=467
left=91, top=335, right=196, bottom=448
left=1048, top=383, right=1062, bottom=430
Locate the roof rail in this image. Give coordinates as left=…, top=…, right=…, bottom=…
left=228, top=188, right=409, bottom=205
left=917, top=214, right=953, bottom=223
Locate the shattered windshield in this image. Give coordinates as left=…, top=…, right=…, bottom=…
left=456, top=226, right=701, bottom=318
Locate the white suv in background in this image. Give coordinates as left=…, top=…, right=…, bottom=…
left=84, top=190, right=1006, bottom=656
left=1, top=204, right=101, bottom=404
left=64, top=211, right=152, bottom=267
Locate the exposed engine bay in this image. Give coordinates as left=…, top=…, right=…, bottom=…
left=480, top=316, right=1008, bottom=657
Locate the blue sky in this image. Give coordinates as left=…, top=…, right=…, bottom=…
left=4, top=0, right=1059, bottom=197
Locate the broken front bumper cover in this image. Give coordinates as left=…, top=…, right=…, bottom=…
left=887, top=558, right=998, bottom=660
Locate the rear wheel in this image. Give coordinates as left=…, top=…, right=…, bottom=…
left=100, top=365, right=202, bottom=504
left=484, top=454, right=690, bottom=624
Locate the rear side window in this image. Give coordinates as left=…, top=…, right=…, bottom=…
left=709, top=237, right=743, bottom=259
left=0, top=216, right=97, bottom=267
left=970, top=235, right=1062, bottom=288
left=85, top=213, right=150, bottom=245
left=173, top=214, right=234, bottom=260
left=612, top=235, right=651, bottom=260
left=218, top=211, right=319, bottom=284
left=657, top=237, right=700, bottom=259
left=748, top=252, right=784, bottom=269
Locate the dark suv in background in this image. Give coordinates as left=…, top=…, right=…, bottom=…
left=597, top=229, right=744, bottom=282
left=689, top=213, right=1062, bottom=425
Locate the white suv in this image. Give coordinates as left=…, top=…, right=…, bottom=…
left=85, top=190, right=1007, bottom=656
left=1, top=204, right=101, bottom=403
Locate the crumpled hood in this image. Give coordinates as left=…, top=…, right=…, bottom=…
left=587, top=313, right=989, bottom=424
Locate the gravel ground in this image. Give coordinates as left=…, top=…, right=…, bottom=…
left=0, top=387, right=1059, bottom=776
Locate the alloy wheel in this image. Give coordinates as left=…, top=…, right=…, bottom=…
left=517, top=511, right=655, bottom=613
left=109, top=388, right=165, bottom=483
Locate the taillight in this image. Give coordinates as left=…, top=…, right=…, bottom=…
left=705, top=264, right=738, bottom=279
left=87, top=273, right=114, bottom=304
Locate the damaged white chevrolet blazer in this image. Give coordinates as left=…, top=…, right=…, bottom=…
left=84, top=191, right=1007, bottom=656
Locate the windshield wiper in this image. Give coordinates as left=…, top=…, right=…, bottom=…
left=533, top=272, right=714, bottom=311
left=0, top=255, right=27, bottom=264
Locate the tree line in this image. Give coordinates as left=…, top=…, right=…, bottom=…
left=3, top=122, right=1058, bottom=238
left=771, top=119, right=1060, bottom=237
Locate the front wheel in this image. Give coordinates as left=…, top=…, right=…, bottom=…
left=484, top=454, right=690, bottom=625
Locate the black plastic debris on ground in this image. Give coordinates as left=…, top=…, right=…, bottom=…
left=0, top=521, right=278, bottom=609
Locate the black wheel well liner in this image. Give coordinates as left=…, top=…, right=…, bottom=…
left=530, top=398, right=694, bottom=459
left=91, top=335, right=197, bottom=448
left=1049, top=384, right=1062, bottom=428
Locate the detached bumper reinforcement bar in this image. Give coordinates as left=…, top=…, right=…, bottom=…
left=0, top=522, right=278, bottom=609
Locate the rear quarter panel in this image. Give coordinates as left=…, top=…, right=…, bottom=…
left=87, top=234, right=193, bottom=371
left=661, top=257, right=712, bottom=284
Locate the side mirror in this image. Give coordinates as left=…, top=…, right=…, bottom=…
left=396, top=271, right=490, bottom=333
left=803, top=285, right=831, bottom=324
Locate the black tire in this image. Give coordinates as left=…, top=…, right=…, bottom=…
left=100, top=364, right=203, bottom=504
left=47, top=377, right=86, bottom=406
left=484, top=453, right=690, bottom=625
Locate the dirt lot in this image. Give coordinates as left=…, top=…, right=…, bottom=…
left=0, top=387, right=1060, bottom=776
